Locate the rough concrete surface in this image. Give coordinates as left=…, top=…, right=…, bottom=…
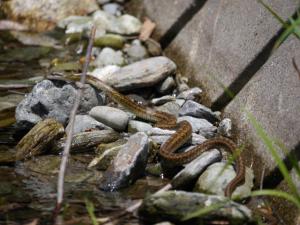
left=163, top=0, right=299, bottom=103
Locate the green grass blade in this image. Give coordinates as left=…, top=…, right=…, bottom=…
left=257, top=0, right=286, bottom=25
left=246, top=112, right=300, bottom=199
left=182, top=200, right=230, bottom=221
left=85, top=198, right=99, bottom=225
left=251, top=190, right=300, bottom=209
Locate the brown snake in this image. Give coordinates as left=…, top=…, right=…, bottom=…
left=63, top=74, right=245, bottom=197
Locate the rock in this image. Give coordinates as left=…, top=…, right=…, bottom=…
left=93, top=34, right=125, bottom=49
left=15, top=79, right=101, bottom=128
left=156, top=76, right=176, bottom=94
left=150, top=132, right=206, bottom=146
left=89, top=106, right=129, bottom=131
left=58, top=16, right=93, bottom=34
left=128, top=120, right=153, bottom=133
left=178, top=116, right=217, bottom=138
left=194, top=162, right=254, bottom=199
left=66, top=115, right=111, bottom=134
left=175, top=99, right=185, bottom=107
left=97, top=57, right=177, bottom=91
left=93, top=10, right=141, bottom=35
left=177, top=87, right=202, bottom=100
left=155, top=101, right=180, bottom=117
left=146, top=163, right=163, bottom=177
left=90, top=65, right=120, bottom=79
left=97, top=0, right=110, bottom=5
left=151, top=95, right=176, bottom=106
left=52, top=130, right=120, bottom=153
left=139, top=191, right=253, bottom=224
left=16, top=119, right=64, bottom=160
left=124, top=40, right=148, bottom=63
left=218, top=118, right=232, bottom=137
left=179, top=100, right=220, bottom=123
left=2, top=0, right=99, bottom=32
left=171, top=149, right=222, bottom=189
left=99, top=132, right=149, bottom=191
left=102, top=3, right=123, bottom=16
left=92, top=47, right=125, bottom=68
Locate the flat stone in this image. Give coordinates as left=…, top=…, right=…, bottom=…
left=164, top=0, right=299, bottom=103
left=124, top=39, right=148, bottom=63
left=179, top=100, right=219, bottom=123
left=90, top=65, right=120, bottom=79
left=224, top=37, right=300, bottom=188
left=128, top=120, right=153, bottom=133
left=177, top=87, right=202, bottom=100
left=171, top=149, right=222, bottom=189
left=15, top=80, right=101, bottom=128
left=178, top=116, right=217, bottom=138
left=155, top=101, right=180, bottom=117
left=97, top=56, right=176, bottom=91
left=89, top=106, right=129, bottom=131
left=150, top=132, right=206, bottom=146
left=139, top=190, right=253, bottom=224
left=156, top=76, right=176, bottom=94
left=66, top=115, right=111, bottom=134
left=99, top=132, right=149, bottom=191
left=151, top=95, right=176, bottom=106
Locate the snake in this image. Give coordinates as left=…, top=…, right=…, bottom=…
left=62, top=74, right=245, bottom=197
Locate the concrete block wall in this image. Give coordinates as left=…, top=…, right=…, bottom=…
left=128, top=0, right=300, bottom=223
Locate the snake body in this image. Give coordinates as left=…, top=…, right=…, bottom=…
left=65, top=74, right=245, bottom=197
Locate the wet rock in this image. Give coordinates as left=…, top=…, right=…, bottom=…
left=16, top=118, right=64, bottom=160
left=66, top=115, right=111, bottom=134
left=99, top=132, right=149, bottom=191
left=15, top=79, right=101, bottom=128
left=177, top=87, right=202, bottom=100
left=171, top=149, right=222, bottom=189
left=139, top=191, right=253, bottom=224
left=128, top=120, right=153, bottom=133
left=178, top=116, right=217, bottom=138
left=89, top=106, right=129, bottom=131
left=53, top=130, right=120, bottom=153
left=93, top=10, right=141, bottom=35
left=151, top=95, right=176, bottom=106
left=218, top=118, right=232, bottom=137
left=90, top=65, right=120, bottom=79
left=179, top=100, right=219, bottom=123
left=194, top=162, right=254, bottom=199
left=94, top=34, right=125, bottom=49
left=102, top=3, right=123, bottom=16
left=2, top=0, right=99, bottom=32
left=98, top=57, right=177, bottom=91
left=0, top=94, right=24, bottom=128
left=124, top=40, right=148, bottom=63
left=93, top=47, right=125, bottom=68
left=156, top=102, right=180, bottom=117
left=156, top=76, right=176, bottom=94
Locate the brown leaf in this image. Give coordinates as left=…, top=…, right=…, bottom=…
left=139, top=17, right=156, bottom=41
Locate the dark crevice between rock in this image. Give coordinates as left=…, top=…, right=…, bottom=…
left=211, top=9, right=300, bottom=112
left=159, top=0, right=208, bottom=50
left=263, top=141, right=300, bottom=189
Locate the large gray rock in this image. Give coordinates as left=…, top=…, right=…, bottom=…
left=164, top=0, right=299, bottom=103
left=15, top=80, right=101, bottom=128
left=89, top=106, right=129, bottom=131
left=99, top=132, right=149, bottom=191
left=139, top=191, right=253, bottom=224
left=96, top=57, right=177, bottom=91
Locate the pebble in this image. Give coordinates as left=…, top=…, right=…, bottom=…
left=124, top=39, right=148, bottom=63
left=102, top=3, right=123, bottom=16
left=128, top=120, right=153, bottom=133
left=171, top=149, right=222, bottom=189
left=66, top=115, right=111, bottom=134
left=179, top=100, right=219, bottom=123
left=90, top=65, right=120, bottom=80
left=15, top=80, right=101, bottom=128
left=93, top=47, right=125, bottom=68
left=151, top=95, right=175, bottom=106
left=156, top=76, right=176, bottom=94
left=178, top=116, right=217, bottom=138
left=149, top=133, right=206, bottom=146
left=177, top=87, right=202, bottom=100
left=194, top=162, right=254, bottom=199
left=155, top=101, right=180, bottom=117
left=89, top=106, right=129, bottom=131
left=218, top=118, right=232, bottom=137
left=139, top=191, right=253, bottom=223
left=99, top=56, right=177, bottom=91
left=99, top=132, right=149, bottom=191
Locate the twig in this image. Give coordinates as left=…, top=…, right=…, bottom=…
left=292, top=57, right=300, bottom=79
left=54, top=26, right=96, bottom=218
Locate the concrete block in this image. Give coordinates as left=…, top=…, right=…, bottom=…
left=164, top=0, right=299, bottom=104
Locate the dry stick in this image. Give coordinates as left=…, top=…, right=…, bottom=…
left=54, top=26, right=96, bottom=216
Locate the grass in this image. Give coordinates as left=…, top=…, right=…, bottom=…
left=85, top=198, right=100, bottom=225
